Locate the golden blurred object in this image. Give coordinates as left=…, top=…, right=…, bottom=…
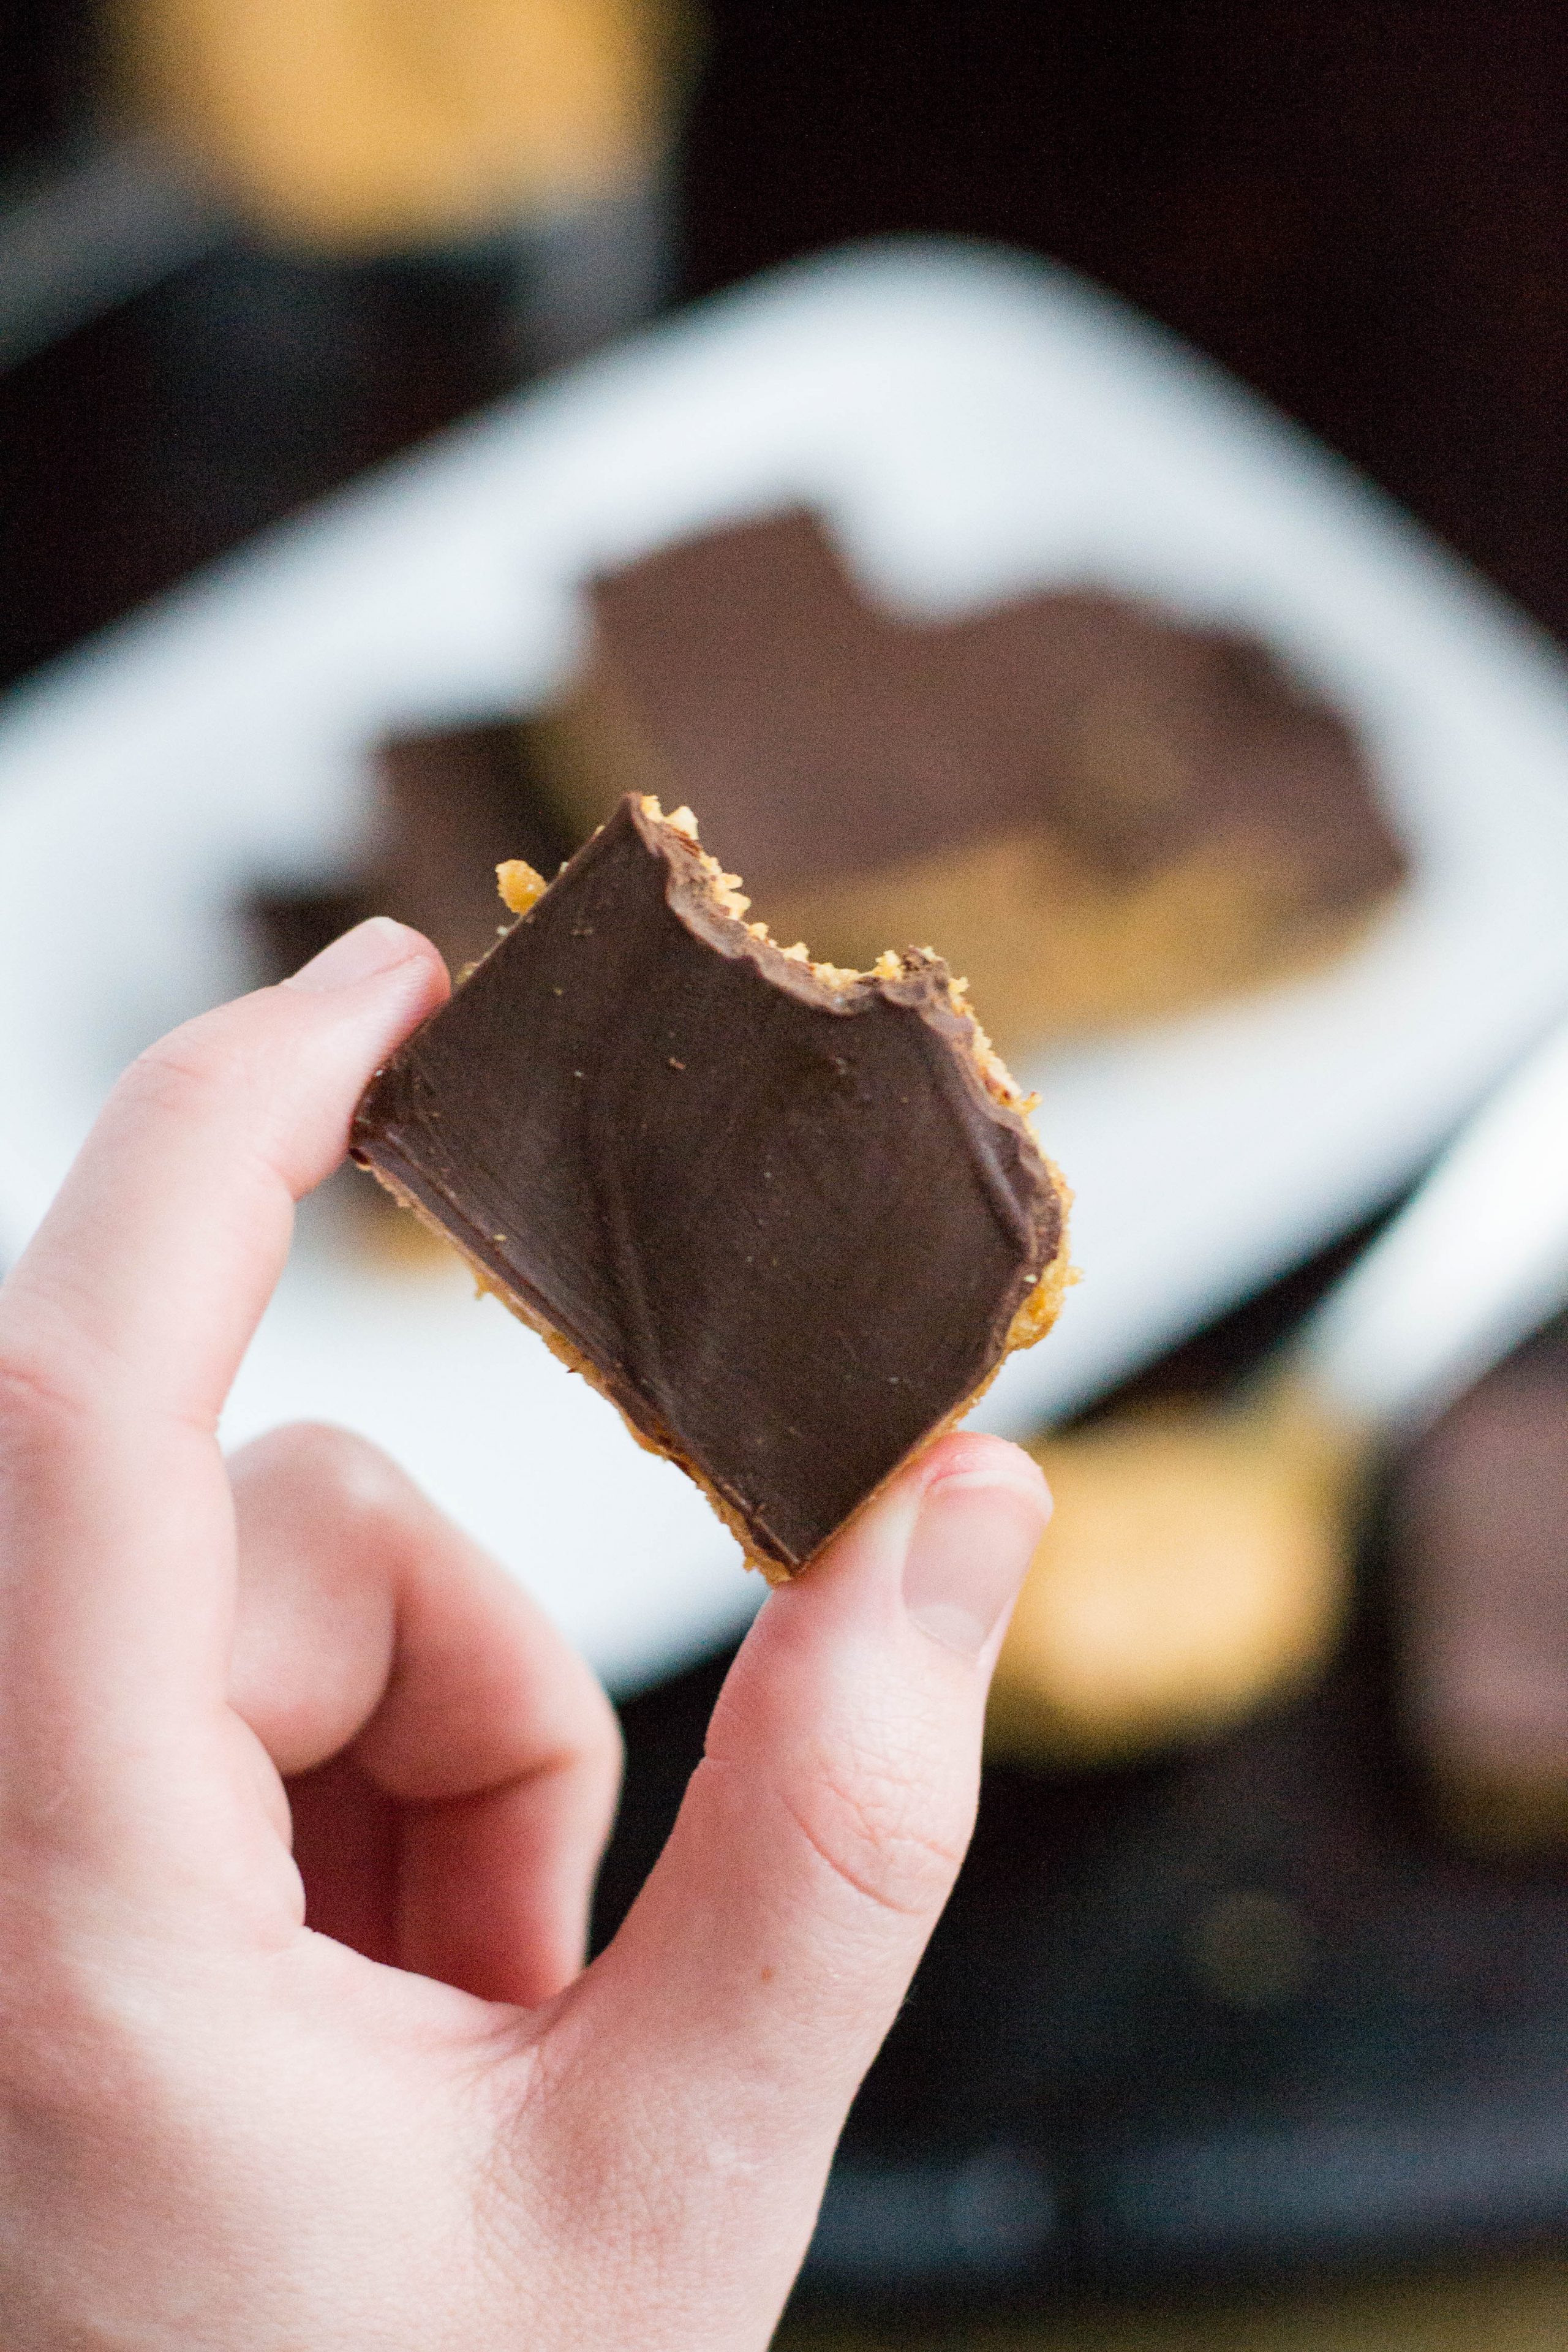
left=113, top=0, right=698, bottom=248
left=987, top=1384, right=1366, bottom=1766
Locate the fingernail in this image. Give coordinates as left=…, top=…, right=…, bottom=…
left=903, top=1461, right=1049, bottom=1659
left=285, top=916, right=420, bottom=993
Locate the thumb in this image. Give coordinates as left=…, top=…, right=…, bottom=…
left=541, top=1431, right=1049, bottom=2340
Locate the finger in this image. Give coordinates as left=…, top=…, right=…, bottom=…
left=228, top=1423, right=622, bottom=2004
left=535, top=1432, right=1049, bottom=2331
left=0, top=923, right=447, bottom=1849
left=0, top=919, right=446, bottom=1428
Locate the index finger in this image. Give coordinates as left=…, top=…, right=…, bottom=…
left=0, top=920, right=447, bottom=1834
left=0, top=919, right=447, bottom=1429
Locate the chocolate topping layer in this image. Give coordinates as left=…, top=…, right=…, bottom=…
left=350, top=795, right=1067, bottom=1573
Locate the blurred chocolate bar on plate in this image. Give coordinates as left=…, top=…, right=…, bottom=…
left=531, top=507, right=1406, bottom=1047
left=255, top=504, right=1406, bottom=1061
left=251, top=717, right=575, bottom=984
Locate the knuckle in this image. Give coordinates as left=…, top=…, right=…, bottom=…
left=0, top=1349, right=92, bottom=1473
left=782, top=1723, right=971, bottom=1921
left=243, top=1420, right=406, bottom=1524
left=121, top=1022, right=241, bottom=1124
left=117, top=1012, right=287, bottom=1171
left=232, top=1424, right=414, bottom=1626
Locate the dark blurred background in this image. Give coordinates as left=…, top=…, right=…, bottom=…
left=7, top=1, right=1568, bottom=687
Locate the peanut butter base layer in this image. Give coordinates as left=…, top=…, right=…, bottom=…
left=350, top=793, right=1071, bottom=1577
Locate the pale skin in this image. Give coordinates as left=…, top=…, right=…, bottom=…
left=0, top=915, right=1051, bottom=2350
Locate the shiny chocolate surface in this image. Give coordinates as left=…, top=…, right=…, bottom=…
left=352, top=796, right=1063, bottom=1569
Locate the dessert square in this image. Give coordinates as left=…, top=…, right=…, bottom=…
left=350, top=793, right=1071, bottom=1575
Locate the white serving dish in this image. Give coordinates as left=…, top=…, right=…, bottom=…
left=6, top=239, right=1568, bottom=1691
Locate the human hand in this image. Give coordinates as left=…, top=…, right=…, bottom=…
left=0, top=917, right=1051, bottom=2350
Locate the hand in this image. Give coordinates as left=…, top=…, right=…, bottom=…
left=0, top=917, right=1051, bottom=2349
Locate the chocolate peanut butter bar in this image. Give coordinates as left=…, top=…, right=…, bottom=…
left=350, top=794, right=1071, bottom=1577
left=532, top=509, right=1406, bottom=1045
left=257, top=513, right=1404, bottom=1058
